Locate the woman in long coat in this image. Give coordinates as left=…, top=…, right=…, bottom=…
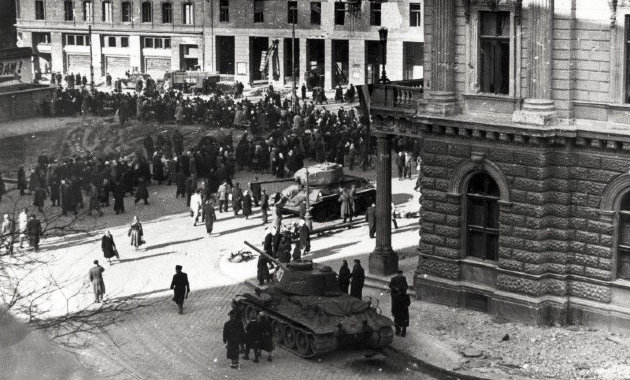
left=17, top=167, right=27, bottom=195
left=338, top=260, right=351, bottom=293
left=223, top=310, right=246, bottom=369
left=338, top=188, right=352, bottom=223
left=242, top=190, right=252, bottom=220
left=128, top=216, right=143, bottom=252
left=101, top=231, right=119, bottom=264
left=391, top=291, right=411, bottom=337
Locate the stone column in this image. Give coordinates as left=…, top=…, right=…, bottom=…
left=427, top=0, right=458, bottom=115
left=324, top=39, right=333, bottom=90
left=369, top=133, right=398, bottom=276
left=512, top=0, right=556, bottom=126
left=51, top=32, right=64, bottom=74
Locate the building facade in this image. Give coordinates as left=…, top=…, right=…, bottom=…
left=369, top=0, right=630, bottom=331
left=14, top=0, right=423, bottom=88
left=0, top=1, right=17, bottom=50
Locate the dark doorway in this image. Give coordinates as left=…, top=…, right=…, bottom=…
left=365, top=40, right=384, bottom=85
left=306, top=39, right=324, bottom=89
left=216, top=36, right=234, bottom=75
left=332, top=39, right=349, bottom=87
left=284, top=38, right=300, bottom=84
left=250, top=36, right=269, bottom=83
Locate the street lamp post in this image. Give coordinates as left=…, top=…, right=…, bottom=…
left=291, top=5, right=297, bottom=112
left=378, top=27, right=388, bottom=83
left=304, top=168, right=312, bottom=230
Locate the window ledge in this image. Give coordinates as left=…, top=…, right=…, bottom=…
left=461, top=257, right=498, bottom=269
left=462, top=92, right=522, bottom=102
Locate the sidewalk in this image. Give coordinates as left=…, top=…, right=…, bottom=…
left=358, top=256, right=630, bottom=380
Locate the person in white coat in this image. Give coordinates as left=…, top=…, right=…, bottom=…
left=190, top=191, right=203, bottom=226
left=18, top=208, right=29, bottom=248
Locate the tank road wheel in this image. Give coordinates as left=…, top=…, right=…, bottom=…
left=295, top=331, right=312, bottom=356
left=272, top=321, right=284, bottom=344
left=283, top=325, right=296, bottom=348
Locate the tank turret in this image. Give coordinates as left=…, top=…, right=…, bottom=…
left=275, top=163, right=376, bottom=222
left=236, top=241, right=394, bottom=358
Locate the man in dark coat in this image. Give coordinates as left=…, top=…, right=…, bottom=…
left=299, top=220, right=310, bottom=255
left=175, top=170, right=186, bottom=198
left=389, top=270, right=409, bottom=295
left=184, top=176, right=193, bottom=207
left=113, top=181, right=125, bottom=214
left=143, top=135, right=155, bottom=159
left=17, top=167, right=27, bottom=196
left=338, top=260, right=351, bottom=294
left=101, top=231, right=119, bottom=264
left=26, top=214, right=42, bottom=252
left=203, top=199, right=217, bottom=235
left=242, top=191, right=252, bottom=220
left=134, top=179, right=149, bottom=205
left=259, top=312, right=274, bottom=361
left=391, top=291, right=411, bottom=337
left=243, top=316, right=263, bottom=362
left=33, top=186, right=46, bottom=211
left=277, top=231, right=292, bottom=263
left=223, top=310, right=246, bottom=369
left=249, top=177, right=261, bottom=207
left=88, top=260, right=105, bottom=303
left=350, top=259, right=365, bottom=299
left=366, top=203, right=376, bottom=238
left=260, top=189, right=269, bottom=224
left=170, top=265, right=190, bottom=315
left=232, top=183, right=242, bottom=216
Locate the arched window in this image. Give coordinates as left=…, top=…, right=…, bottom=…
left=466, top=172, right=500, bottom=260
left=618, top=193, right=630, bottom=278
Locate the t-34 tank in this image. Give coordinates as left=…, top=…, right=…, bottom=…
left=275, top=162, right=376, bottom=222
left=235, top=241, right=394, bottom=358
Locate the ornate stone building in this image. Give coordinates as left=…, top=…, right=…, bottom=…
left=369, top=0, right=630, bottom=330
left=13, top=0, right=423, bottom=88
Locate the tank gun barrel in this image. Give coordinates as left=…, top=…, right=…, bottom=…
left=244, top=241, right=287, bottom=270
left=251, top=178, right=296, bottom=185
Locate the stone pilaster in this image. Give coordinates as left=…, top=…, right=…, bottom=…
left=369, top=133, right=398, bottom=276
left=427, top=0, right=458, bottom=116
left=512, top=0, right=557, bottom=126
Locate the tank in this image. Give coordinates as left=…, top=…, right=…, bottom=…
left=275, top=163, right=376, bottom=222
left=234, top=241, right=394, bottom=358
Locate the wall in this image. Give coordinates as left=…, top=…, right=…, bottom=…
left=0, top=85, right=54, bottom=121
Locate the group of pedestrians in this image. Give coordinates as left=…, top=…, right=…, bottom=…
left=0, top=208, right=42, bottom=254
left=223, top=306, right=274, bottom=369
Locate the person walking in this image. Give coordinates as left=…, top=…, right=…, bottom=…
left=88, top=260, right=105, bottom=303
left=134, top=178, right=149, bottom=205
left=366, top=203, right=376, bottom=238
left=128, top=216, right=144, bottom=252
left=101, top=231, right=119, bottom=264
left=260, top=189, right=269, bottom=224
left=338, top=260, right=351, bottom=294
left=190, top=190, right=203, bottom=226
left=242, top=190, right=252, bottom=220
left=259, top=312, right=274, bottom=362
left=26, top=214, right=42, bottom=252
left=223, top=309, right=246, bottom=369
left=243, top=315, right=263, bottom=363
left=18, top=208, right=28, bottom=249
left=299, top=219, right=310, bottom=255
left=217, top=181, right=229, bottom=213
left=391, top=286, right=410, bottom=337
left=232, top=183, right=242, bottom=217
left=350, top=259, right=365, bottom=299
left=203, top=199, right=217, bottom=235
left=338, top=188, right=352, bottom=223
left=170, top=265, right=190, bottom=315
left=1, top=214, right=15, bottom=255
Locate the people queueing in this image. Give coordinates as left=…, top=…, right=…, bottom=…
left=101, top=231, right=119, bottom=264
left=88, top=259, right=106, bottom=303
left=350, top=259, right=365, bottom=299
left=170, top=265, right=190, bottom=315
left=338, top=260, right=351, bottom=294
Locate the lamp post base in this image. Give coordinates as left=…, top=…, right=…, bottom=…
left=369, top=248, right=398, bottom=276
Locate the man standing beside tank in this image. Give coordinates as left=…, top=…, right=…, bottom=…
left=350, top=259, right=365, bottom=299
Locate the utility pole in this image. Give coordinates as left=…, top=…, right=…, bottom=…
left=88, top=24, right=94, bottom=89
